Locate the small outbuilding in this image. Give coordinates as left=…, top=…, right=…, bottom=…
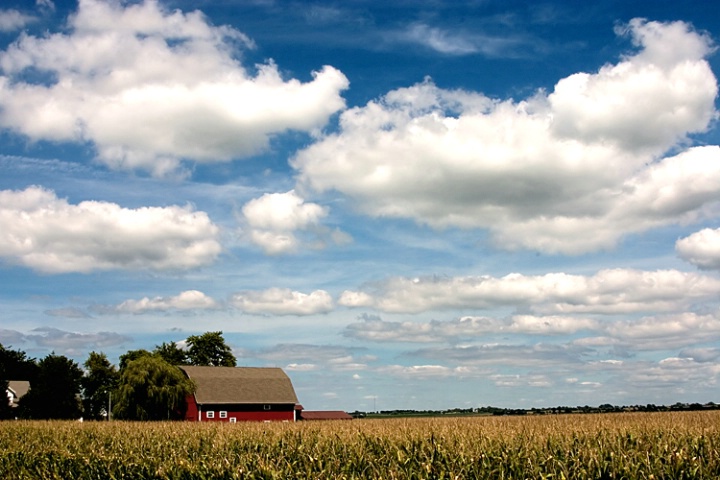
left=180, top=366, right=300, bottom=422
left=300, top=410, right=353, bottom=421
left=6, top=380, right=30, bottom=409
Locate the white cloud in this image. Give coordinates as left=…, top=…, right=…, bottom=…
left=377, top=364, right=485, bottom=379
left=410, top=343, right=588, bottom=367
left=243, top=190, right=327, bottom=232
left=0, top=326, right=128, bottom=357
left=344, top=309, right=720, bottom=361
left=45, top=307, right=91, bottom=318
left=550, top=19, right=716, bottom=153
left=112, top=290, right=219, bottom=314
left=618, top=357, right=720, bottom=392
left=394, top=21, right=530, bottom=57
left=285, top=363, right=317, bottom=371
left=678, top=347, right=720, bottom=363
left=676, top=228, right=720, bottom=270
left=293, top=19, right=719, bottom=254
left=0, top=186, right=221, bottom=273
left=25, top=327, right=130, bottom=354
left=601, top=312, right=720, bottom=350
left=0, top=0, right=348, bottom=176
left=231, top=287, right=333, bottom=315
left=507, top=315, right=598, bottom=334
left=242, top=190, right=350, bottom=254
left=339, top=269, right=720, bottom=314
left=244, top=344, right=372, bottom=372
left=491, top=374, right=553, bottom=388
left=0, top=9, right=35, bottom=32
left=344, top=314, right=597, bottom=343
left=400, top=24, right=480, bottom=55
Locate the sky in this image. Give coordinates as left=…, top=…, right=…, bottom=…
left=1, top=0, right=720, bottom=412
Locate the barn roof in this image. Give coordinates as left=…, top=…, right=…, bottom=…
left=180, top=366, right=299, bottom=405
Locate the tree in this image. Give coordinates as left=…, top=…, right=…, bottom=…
left=154, top=341, right=189, bottom=365
left=118, top=349, right=153, bottom=371
left=0, top=344, right=38, bottom=420
left=112, top=356, right=194, bottom=420
left=81, top=352, right=118, bottom=420
left=186, top=331, right=236, bottom=367
left=0, top=344, right=38, bottom=380
left=20, top=353, right=83, bottom=419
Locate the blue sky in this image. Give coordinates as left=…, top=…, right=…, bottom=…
left=1, top=0, right=720, bottom=412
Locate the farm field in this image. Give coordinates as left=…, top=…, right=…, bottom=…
left=1, top=411, right=719, bottom=479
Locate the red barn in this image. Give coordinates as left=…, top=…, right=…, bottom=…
left=180, top=366, right=300, bottom=422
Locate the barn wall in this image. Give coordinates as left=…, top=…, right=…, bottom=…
left=184, top=395, right=199, bottom=421
left=185, top=401, right=296, bottom=422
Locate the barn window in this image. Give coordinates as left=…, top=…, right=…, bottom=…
left=263, top=405, right=271, bottom=410
left=219, top=411, right=227, bottom=419
left=206, top=411, right=215, bottom=419
left=229, top=417, right=237, bottom=423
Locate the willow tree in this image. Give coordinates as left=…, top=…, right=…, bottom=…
left=112, top=356, right=194, bottom=420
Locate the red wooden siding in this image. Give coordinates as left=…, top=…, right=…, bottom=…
left=184, top=395, right=296, bottom=422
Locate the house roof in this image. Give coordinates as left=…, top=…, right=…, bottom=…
left=300, top=410, right=353, bottom=421
left=180, top=366, right=299, bottom=405
left=7, top=380, right=30, bottom=407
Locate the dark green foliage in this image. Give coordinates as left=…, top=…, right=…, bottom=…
left=112, top=355, right=194, bottom=420
left=185, top=331, right=236, bottom=367
left=153, top=341, right=189, bottom=365
left=117, top=349, right=153, bottom=371
left=81, top=352, right=118, bottom=420
left=0, top=344, right=38, bottom=381
left=19, top=353, right=83, bottom=419
left=0, top=377, right=9, bottom=420
left=0, top=345, right=38, bottom=419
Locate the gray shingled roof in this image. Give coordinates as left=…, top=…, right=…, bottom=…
left=180, top=366, right=299, bottom=405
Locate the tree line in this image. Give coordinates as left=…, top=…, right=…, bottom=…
left=0, top=331, right=236, bottom=421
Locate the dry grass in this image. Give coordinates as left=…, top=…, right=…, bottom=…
left=1, top=411, right=719, bottom=479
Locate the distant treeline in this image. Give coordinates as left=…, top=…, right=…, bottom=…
left=353, top=402, right=719, bottom=418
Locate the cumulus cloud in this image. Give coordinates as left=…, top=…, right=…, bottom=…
left=344, top=315, right=598, bottom=343
left=107, top=290, right=219, bottom=314
left=293, top=19, right=719, bottom=254
left=230, top=287, right=333, bottom=315
left=241, top=190, right=350, bottom=254
left=345, top=309, right=720, bottom=360
left=339, top=269, right=720, bottom=314
left=676, top=228, right=720, bottom=270
left=0, top=186, right=221, bottom=273
left=0, top=0, right=349, bottom=176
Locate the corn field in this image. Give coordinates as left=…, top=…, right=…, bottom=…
left=1, top=411, right=719, bottom=479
